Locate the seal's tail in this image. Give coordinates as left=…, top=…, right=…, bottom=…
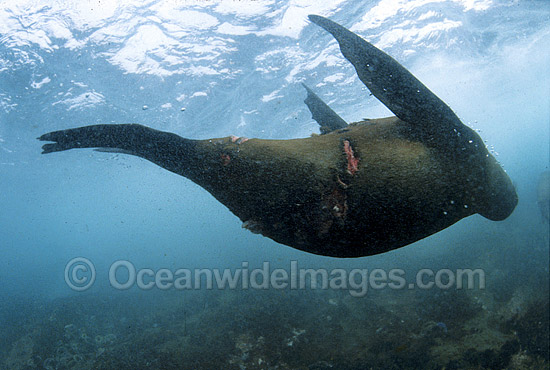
left=41, top=124, right=165, bottom=153
left=39, top=124, right=198, bottom=176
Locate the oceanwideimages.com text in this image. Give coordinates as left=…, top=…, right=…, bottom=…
left=65, top=258, right=485, bottom=297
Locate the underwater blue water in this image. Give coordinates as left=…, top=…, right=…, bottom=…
left=0, top=1, right=549, bottom=368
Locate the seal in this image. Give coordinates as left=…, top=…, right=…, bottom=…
left=38, top=15, right=517, bottom=257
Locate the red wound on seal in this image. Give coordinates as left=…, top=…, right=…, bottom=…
left=230, top=135, right=249, bottom=144
left=343, top=140, right=359, bottom=175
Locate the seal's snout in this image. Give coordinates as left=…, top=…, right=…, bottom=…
left=477, top=156, right=518, bottom=221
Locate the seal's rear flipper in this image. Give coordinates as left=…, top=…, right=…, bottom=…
left=302, top=83, right=348, bottom=134
left=94, top=148, right=138, bottom=156
left=39, top=124, right=198, bottom=176
left=39, top=124, right=189, bottom=154
left=308, top=15, right=463, bottom=134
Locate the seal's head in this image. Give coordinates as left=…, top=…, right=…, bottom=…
left=478, top=155, right=517, bottom=221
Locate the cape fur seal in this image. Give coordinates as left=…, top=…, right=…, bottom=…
left=38, top=15, right=517, bottom=257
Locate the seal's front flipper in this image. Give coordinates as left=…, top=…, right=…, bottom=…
left=302, top=83, right=348, bottom=134
left=308, top=15, right=463, bottom=133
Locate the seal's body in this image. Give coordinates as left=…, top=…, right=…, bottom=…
left=39, top=16, right=517, bottom=257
